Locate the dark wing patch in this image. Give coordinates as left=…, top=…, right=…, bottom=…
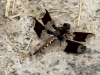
left=73, top=32, right=91, bottom=42
left=64, top=40, right=86, bottom=53
left=52, top=24, right=57, bottom=30
left=34, top=19, right=45, bottom=37
left=47, top=30, right=53, bottom=34
left=42, top=9, right=52, bottom=25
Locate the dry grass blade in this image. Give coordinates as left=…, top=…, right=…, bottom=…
left=4, top=69, right=8, bottom=75
left=5, top=30, right=26, bottom=59
left=29, top=9, right=78, bottom=19
left=9, top=12, right=22, bottom=19
left=12, top=0, right=15, bottom=14
left=25, top=35, right=34, bottom=51
left=5, top=0, right=10, bottom=17
left=77, top=0, right=83, bottom=27
left=49, top=10, right=78, bottom=14
left=88, top=20, right=94, bottom=33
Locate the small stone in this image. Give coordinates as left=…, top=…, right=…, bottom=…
left=81, top=60, right=86, bottom=64
left=85, top=48, right=91, bottom=53
left=47, top=71, right=49, bottom=73
left=37, top=7, right=41, bottom=10
left=87, top=56, right=92, bottom=59
left=0, top=71, right=5, bottom=75
left=31, top=73, right=40, bottom=75
left=67, top=72, right=72, bottom=75
left=41, top=61, right=45, bottom=64
left=8, top=71, right=18, bottom=75
left=53, top=60, right=59, bottom=66
left=68, top=63, right=76, bottom=68
left=83, top=26, right=87, bottom=30
left=72, top=58, right=77, bottom=62
left=93, top=50, right=100, bottom=54
left=95, top=64, right=100, bottom=72
left=74, top=66, right=87, bottom=75
left=25, top=37, right=30, bottom=40
left=0, top=43, right=3, bottom=47
left=14, top=16, right=20, bottom=20
left=13, top=32, right=19, bottom=36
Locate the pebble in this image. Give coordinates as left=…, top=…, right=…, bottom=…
left=13, top=32, right=19, bottom=37
left=8, top=71, right=18, bottom=75
left=85, top=48, right=91, bottom=53
left=0, top=71, right=5, bottom=75
left=0, top=43, right=3, bottom=47
left=31, top=73, right=40, bottom=75
left=95, top=64, right=100, bottom=72
left=93, top=50, right=100, bottom=54
left=53, top=60, right=59, bottom=66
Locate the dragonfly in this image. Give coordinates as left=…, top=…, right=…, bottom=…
left=33, top=9, right=93, bottom=55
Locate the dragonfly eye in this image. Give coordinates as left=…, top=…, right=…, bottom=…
left=63, top=23, right=70, bottom=30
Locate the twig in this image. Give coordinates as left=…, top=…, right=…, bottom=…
left=77, top=0, right=83, bottom=27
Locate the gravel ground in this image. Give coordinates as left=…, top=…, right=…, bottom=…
left=0, top=0, right=100, bottom=75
